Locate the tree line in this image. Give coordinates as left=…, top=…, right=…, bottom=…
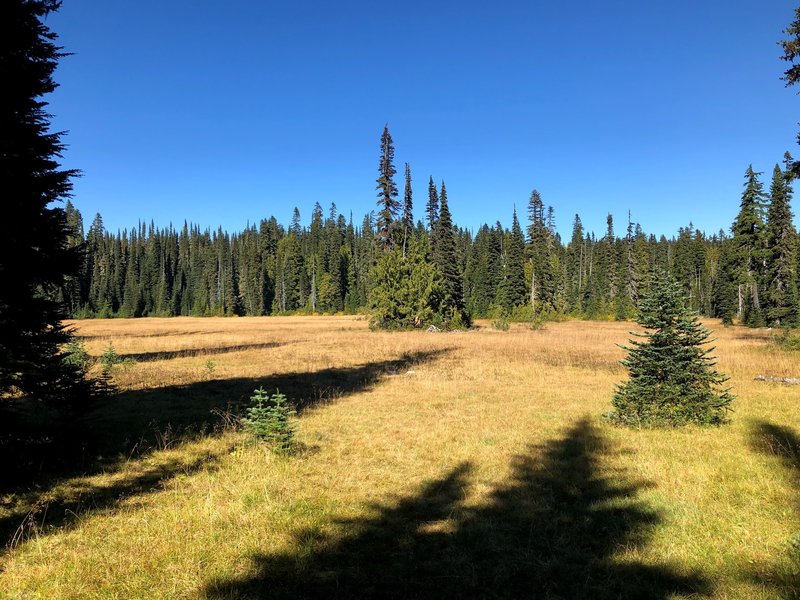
left=62, top=136, right=799, bottom=328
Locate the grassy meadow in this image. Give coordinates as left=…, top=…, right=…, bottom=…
left=1, top=316, right=799, bottom=598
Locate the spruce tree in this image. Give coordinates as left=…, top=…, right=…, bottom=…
left=375, top=125, right=399, bottom=252
left=608, top=269, right=734, bottom=427
left=764, top=159, right=798, bottom=325
left=1, top=0, right=98, bottom=407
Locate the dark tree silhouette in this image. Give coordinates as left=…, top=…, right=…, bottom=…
left=0, top=0, right=94, bottom=407
left=204, top=419, right=708, bottom=599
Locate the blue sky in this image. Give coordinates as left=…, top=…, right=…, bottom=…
left=48, top=0, right=799, bottom=239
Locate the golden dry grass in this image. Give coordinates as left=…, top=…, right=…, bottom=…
left=0, top=316, right=798, bottom=598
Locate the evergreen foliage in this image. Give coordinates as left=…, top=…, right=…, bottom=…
left=402, top=163, right=413, bottom=257
left=730, top=166, right=767, bottom=326
left=1, top=0, right=104, bottom=409
left=46, top=124, right=800, bottom=329
left=426, top=176, right=439, bottom=232
left=433, top=182, right=469, bottom=327
left=780, top=7, right=800, bottom=178
left=497, top=209, right=528, bottom=312
left=608, top=269, right=734, bottom=427
left=764, top=160, right=798, bottom=325
left=369, top=236, right=444, bottom=329
left=376, top=126, right=399, bottom=252
left=241, top=388, right=296, bottom=454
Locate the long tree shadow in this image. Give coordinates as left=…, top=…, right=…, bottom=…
left=118, top=341, right=286, bottom=362
left=204, top=419, right=709, bottom=599
left=0, top=348, right=450, bottom=549
left=749, top=421, right=800, bottom=597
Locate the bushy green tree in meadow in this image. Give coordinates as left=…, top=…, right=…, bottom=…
left=369, top=236, right=444, bottom=329
left=607, top=269, right=734, bottom=427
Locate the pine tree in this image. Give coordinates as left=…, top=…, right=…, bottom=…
left=1, top=0, right=99, bottom=407
left=764, top=158, right=798, bottom=325
left=608, top=269, right=734, bottom=427
left=375, top=125, right=399, bottom=252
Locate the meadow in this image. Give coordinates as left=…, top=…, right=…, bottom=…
left=0, top=316, right=799, bottom=598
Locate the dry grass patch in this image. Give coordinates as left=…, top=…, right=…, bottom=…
left=0, top=316, right=798, bottom=597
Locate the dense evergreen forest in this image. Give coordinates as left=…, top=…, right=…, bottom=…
left=62, top=147, right=799, bottom=328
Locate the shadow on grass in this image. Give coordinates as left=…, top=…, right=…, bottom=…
left=204, top=419, right=709, bottom=599
left=0, top=348, right=449, bottom=549
left=749, top=421, right=800, bottom=597
left=117, top=341, right=285, bottom=362
left=77, top=329, right=228, bottom=341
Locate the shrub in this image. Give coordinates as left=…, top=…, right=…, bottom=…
left=62, top=338, right=90, bottom=372
left=492, top=318, right=510, bottom=331
left=241, top=388, right=296, bottom=454
left=100, top=342, right=121, bottom=374
left=772, top=329, right=800, bottom=351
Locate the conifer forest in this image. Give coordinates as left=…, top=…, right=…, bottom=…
left=65, top=141, right=799, bottom=329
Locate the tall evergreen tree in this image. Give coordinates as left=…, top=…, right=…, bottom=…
left=497, top=209, right=527, bottom=312
left=780, top=7, right=800, bottom=178
left=402, top=162, right=413, bottom=257
left=764, top=159, right=798, bottom=325
left=434, top=182, right=467, bottom=325
left=1, top=0, right=96, bottom=406
left=426, top=176, right=439, bottom=232
left=730, top=165, right=767, bottom=325
left=527, top=189, right=556, bottom=314
left=375, top=125, right=399, bottom=252
left=623, top=212, right=641, bottom=314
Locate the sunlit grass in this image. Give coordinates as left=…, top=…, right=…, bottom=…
left=0, top=316, right=798, bottom=597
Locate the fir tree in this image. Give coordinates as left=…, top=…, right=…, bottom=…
left=764, top=159, right=798, bottom=325
left=527, top=189, right=556, bottom=314
left=426, top=176, right=439, bottom=231
left=780, top=7, right=800, bottom=178
left=402, top=162, right=413, bottom=257
left=730, top=166, right=766, bottom=325
left=566, top=214, right=587, bottom=311
left=607, top=269, right=734, bottom=427
left=497, top=209, right=527, bottom=312
left=1, top=0, right=99, bottom=407
left=375, top=125, right=399, bottom=252
left=624, top=212, right=641, bottom=313
left=434, top=181, right=468, bottom=326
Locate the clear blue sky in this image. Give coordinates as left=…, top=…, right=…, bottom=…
left=48, top=0, right=799, bottom=239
